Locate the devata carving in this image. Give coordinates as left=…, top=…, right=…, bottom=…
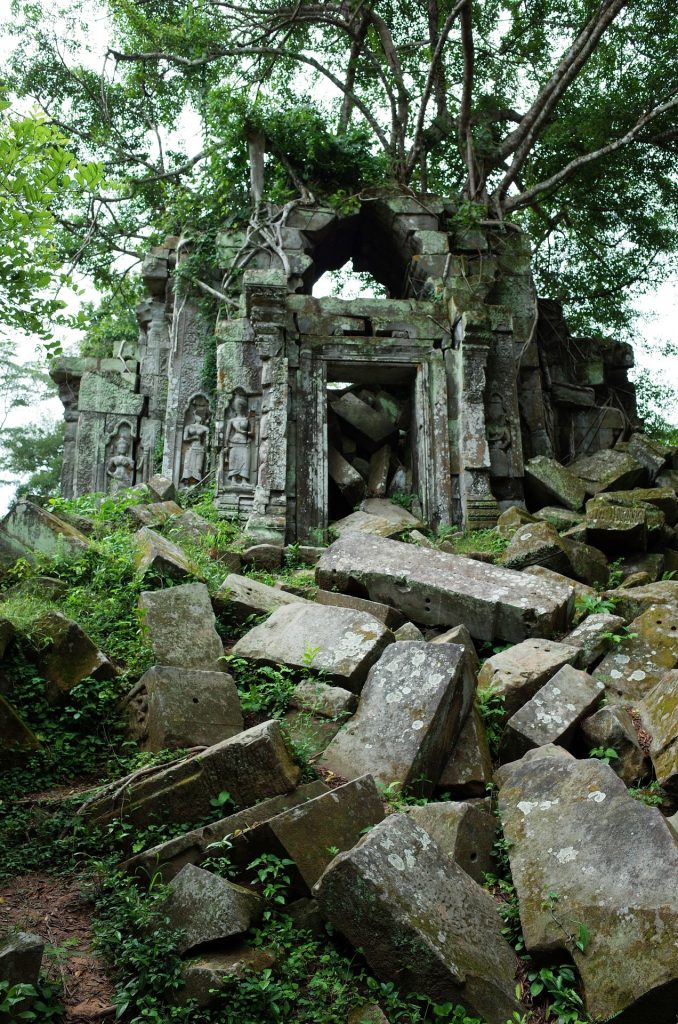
left=180, top=396, right=211, bottom=486
left=224, top=392, right=255, bottom=487
left=106, top=428, right=135, bottom=494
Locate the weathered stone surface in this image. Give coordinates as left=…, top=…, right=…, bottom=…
left=641, top=670, right=678, bottom=795
left=429, top=623, right=480, bottom=673
left=367, top=445, right=391, bottom=497
left=331, top=505, right=422, bottom=539
left=393, top=620, right=425, bottom=641
left=122, top=781, right=328, bottom=881
left=438, top=706, right=493, bottom=798
left=533, top=506, right=584, bottom=531
left=608, top=580, right=678, bottom=621
left=179, top=947, right=276, bottom=1009
left=585, top=499, right=648, bottom=554
left=579, top=705, right=649, bottom=785
left=232, top=603, right=393, bottom=693
left=496, top=505, right=537, bottom=537
left=0, top=931, right=43, bottom=989
left=124, top=665, right=243, bottom=750
left=622, top=432, right=671, bottom=482
left=214, top=573, right=308, bottom=619
left=0, top=619, right=15, bottom=660
left=571, top=449, right=644, bottom=495
left=0, top=500, right=90, bottom=562
left=522, top=564, right=595, bottom=620
left=147, top=474, right=176, bottom=502
left=241, top=543, right=283, bottom=571
left=500, top=664, right=605, bottom=761
left=328, top=446, right=366, bottom=506
left=139, top=583, right=224, bottom=670
left=289, top=679, right=358, bottom=719
left=314, top=589, right=404, bottom=629
left=562, top=612, right=626, bottom=668
left=502, top=520, right=570, bottom=573
left=229, top=775, right=385, bottom=891
left=84, top=720, right=300, bottom=829
left=126, top=500, right=183, bottom=529
left=594, top=603, right=678, bottom=700
left=317, top=534, right=573, bottom=643
left=478, top=638, right=580, bottom=719
left=331, top=392, right=396, bottom=450
left=619, top=570, right=651, bottom=589
left=31, top=611, right=117, bottom=702
left=524, top=456, right=587, bottom=511
left=404, top=801, right=496, bottom=885
left=134, top=527, right=198, bottom=580
left=314, top=814, right=521, bottom=1024
left=0, top=695, right=40, bottom=762
left=165, top=864, right=262, bottom=953
left=322, top=642, right=473, bottom=794
left=497, top=746, right=678, bottom=1023
left=600, top=486, right=678, bottom=526
left=560, top=538, right=609, bottom=588
left=347, top=1005, right=389, bottom=1024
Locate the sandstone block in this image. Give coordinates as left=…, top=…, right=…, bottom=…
left=437, top=706, right=493, bottom=798
left=0, top=695, right=40, bottom=763
left=571, top=449, right=644, bottom=495
left=165, top=864, right=262, bottom=953
left=496, top=505, right=537, bottom=537
left=31, top=611, right=117, bottom=702
left=594, top=603, right=678, bottom=700
left=314, top=588, right=404, bottom=629
left=331, top=392, right=396, bottom=450
left=477, top=638, right=580, bottom=719
left=641, top=670, right=678, bottom=795
left=524, top=456, right=587, bottom=511
left=331, top=504, right=422, bottom=539
left=562, top=613, right=627, bottom=668
left=579, top=705, right=649, bottom=785
left=328, top=447, right=365, bottom=506
left=429, top=623, right=480, bottom=674
left=322, top=642, right=473, bottom=794
left=241, top=543, right=283, bottom=571
left=0, top=499, right=89, bottom=563
left=214, top=573, right=308, bottom=619
left=585, top=500, right=648, bottom=554
left=314, top=814, right=521, bottom=1024
left=134, top=527, right=199, bottom=580
left=404, top=800, right=496, bottom=884
left=232, top=603, right=393, bottom=693
left=126, top=500, right=183, bottom=529
left=289, top=679, right=358, bottom=719
left=316, top=534, right=573, bottom=643
left=139, top=582, right=224, bottom=670
left=367, top=445, right=391, bottom=497
left=393, top=620, right=425, bottom=641
left=502, top=520, right=571, bottom=574
left=497, top=746, right=678, bottom=1023
left=0, top=931, right=43, bottom=992
left=179, top=947, right=275, bottom=1009
left=147, top=474, right=176, bottom=502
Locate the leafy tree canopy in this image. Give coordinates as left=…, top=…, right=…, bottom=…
left=2, top=0, right=678, bottom=335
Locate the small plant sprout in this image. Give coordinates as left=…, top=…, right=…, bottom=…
left=589, top=746, right=619, bottom=764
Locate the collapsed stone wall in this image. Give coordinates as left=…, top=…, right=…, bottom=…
left=51, top=195, right=638, bottom=539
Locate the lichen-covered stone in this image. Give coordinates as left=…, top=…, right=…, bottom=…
left=313, top=814, right=521, bottom=1024
left=562, top=613, right=627, bottom=668
left=393, top=620, right=425, bottom=641
left=600, top=486, right=678, bottom=526
left=138, top=582, right=224, bottom=670
left=214, top=573, right=308, bottom=620
left=147, top=474, right=176, bottom=502
left=289, top=680, right=358, bottom=719
left=314, top=589, right=404, bottom=630
left=500, top=664, right=604, bottom=761
left=126, top=500, right=183, bottom=529
left=437, top=706, right=493, bottom=798
left=641, top=670, right=678, bottom=795
left=31, top=610, right=117, bottom=702
left=594, top=603, right=678, bottom=700
left=608, top=580, right=678, bottom=621
left=502, top=520, right=571, bottom=574
left=165, top=864, right=262, bottom=953
left=497, top=746, right=678, bottom=1023
left=585, top=499, right=648, bottom=554
left=477, top=638, right=580, bottom=719
left=571, top=449, right=644, bottom=495
left=241, top=543, right=284, bottom=571
left=134, top=527, right=199, bottom=580
left=560, top=538, right=609, bottom=588
left=0, top=931, right=43, bottom=992
left=521, top=564, right=594, bottom=622
left=317, top=533, right=573, bottom=643
left=404, top=801, right=496, bottom=885
left=331, top=505, right=422, bottom=539
left=124, top=665, right=243, bottom=750
left=0, top=500, right=90, bottom=563
left=322, top=642, right=473, bottom=794
left=524, top=456, right=587, bottom=511
left=579, top=705, right=649, bottom=785
left=232, top=603, right=393, bottom=693
left=496, top=505, right=537, bottom=537
left=533, top=507, right=584, bottom=531
left=83, top=720, right=300, bottom=830
left=429, top=622, right=480, bottom=673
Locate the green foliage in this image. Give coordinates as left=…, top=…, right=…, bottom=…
left=526, top=965, right=588, bottom=1024
left=445, top=530, right=509, bottom=556
left=606, top=559, right=625, bottom=589
left=628, top=781, right=665, bottom=807
left=476, top=686, right=506, bottom=761
left=600, top=627, right=637, bottom=647
left=225, top=655, right=296, bottom=718
left=575, top=592, right=618, bottom=617
left=0, top=416, right=64, bottom=500
left=78, top=279, right=144, bottom=358
left=0, top=977, right=63, bottom=1021
left=589, top=746, right=619, bottom=765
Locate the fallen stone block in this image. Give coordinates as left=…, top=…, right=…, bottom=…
left=600, top=486, right=678, bottom=526
left=213, top=573, right=308, bottom=619
left=496, top=506, right=537, bottom=537
left=83, top=719, right=300, bottom=830
left=477, top=638, right=580, bottom=719
left=594, top=603, right=678, bottom=701
left=289, top=679, right=358, bottom=719
left=367, top=445, right=391, bottom=497
left=429, top=622, right=480, bottom=674
left=126, top=500, right=183, bottom=529
left=328, top=446, right=365, bottom=506
left=331, top=504, right=422, bottom=539
left=314, top=588, right=404, bottom=629
left=404, top=800, right=496, bottom=885
left=178, top=946, right=276, bottom=1009
left=393, top=620, right=425, bottom=641
left=502, top=521, right=571, bottom=574
left=571, top=449, right=644, bottom=495
left=164, top=864, right=262, bottom=953
left=134, top=527, right=199, bottom=580
left=585, top=499, right=648, bottom=554
left=316, top=534, right=573, bottom=643
left=522, top=564, right=595, bottom=621
left=607, top=580, right=678, bottom=621
left=641, top=670, right=678, bottom=796
left=124, top=665, right=243, bottom=750
left=314, top=814, right=521, bottom=1024
left=31, top=611, right=117, bottom=702
left=139, top=582, right=224, bottom=670
left=562, top=612, right=627, bottom=668
left=232, top=603, right=393, bottom=693
left=241, top=543, right=283, bottom=571
left=579, top=705, right=649, bottom=785
left=147, top=474, right=176, bottom=502
left=322, top=642, right=473, bottom=794
left=560, top=538, right=609, bottom=588
left=227, top=775, right=385, bottom=892
left=0, top=931, right=44, bottom=994
left=524, top=456, right=587, bottom=512
left=437, top=706, right=493, bottom=798
left=0, top=695, right=40, bottom=764
left=500, top=664, right=604, bottom=762
left=122, top=781, right=328, bottom=881
left=331, top=392, right=396, bottom=450
left=497, top=746, right=678, bottom=1023
left=533, top=506, right=584, bottom=531
left=621, top=432, right=672, bottom=482
left=347, top=1005, right=389, bottom=1024
left=0, top=499, right=89, bottom=563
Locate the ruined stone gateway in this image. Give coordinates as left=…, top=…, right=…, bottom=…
left=51, top=195, right=637, bottom=538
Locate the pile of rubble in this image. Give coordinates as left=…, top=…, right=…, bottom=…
left=2, top=443, right=678, bottom=1022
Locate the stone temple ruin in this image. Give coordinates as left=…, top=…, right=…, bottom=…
left=51, top=195, right=638, bottom=538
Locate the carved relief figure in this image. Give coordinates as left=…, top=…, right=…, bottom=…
left=486, top=391, right=512, bottom=476
left=106, top=433, right=135, bottom=493
left=181, top=409, right=210, bottom=484
left=224, top=393, right=255, bottom=486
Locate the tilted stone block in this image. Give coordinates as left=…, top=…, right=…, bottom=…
left=213, top=573, right=308, bottom=619
left=322, top=642, right=474, bottom=793
left=31, top=610, right=117, bottom=702
left=164, top=864, right=262, bottom=953
left=477, top=638, right=580, bottom=719
left=404, top=800, right=496, bottom=885
left=594, top=603, right=678, bottom=701
left=134, top=527, right=199, bottom=580
left=571, top=449, right=644, bottom=495
left=562, top=613, right=626, bottom=668
left=524, top=456, right=587, bottom=511
left=579, top=705, right=649, bottom=785
left=232, top=603, right=393, bottom=693
left=139, top=582, right=224, bottom=670
left=316, top=533, right=573, bottom=643
left=641, top=669, right=678, bottom=795
left=437, top=706, right=493, bottom=798
left=0, top=499, right=89, bottom=563
left=314, top=814, right=521, bottom=1024
left=315, top=589, right=404, bottom=629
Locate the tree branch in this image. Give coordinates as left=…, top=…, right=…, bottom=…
left=458, top=0, right=476, bottom=195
